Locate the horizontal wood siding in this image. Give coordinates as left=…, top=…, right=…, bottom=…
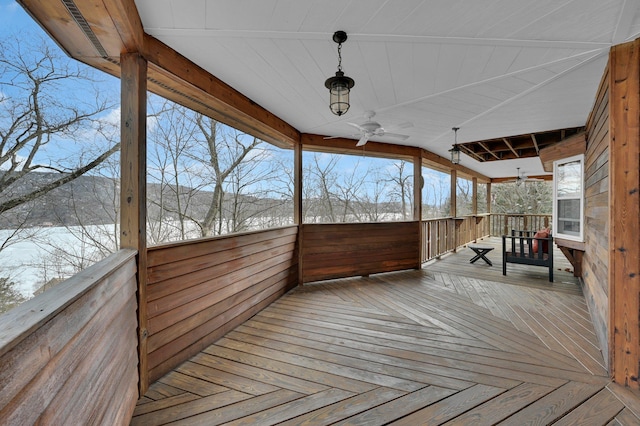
left=301, top=222, right=420, bottom=283
left=583, top=63, right=610, bottom=368
left=146, top=227, right=298, bottom=382
left=0, top=250, right=139, bottom=425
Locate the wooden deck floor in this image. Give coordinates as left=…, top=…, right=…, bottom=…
left=132, top=238, right=640, bottom=425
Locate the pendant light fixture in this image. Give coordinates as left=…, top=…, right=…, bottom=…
left=324, top=31, right=355, bottom=116
left=449, top=127, right=461, bottom=164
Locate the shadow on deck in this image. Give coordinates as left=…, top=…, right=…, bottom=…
left=132, top=239, right=640, bottom=425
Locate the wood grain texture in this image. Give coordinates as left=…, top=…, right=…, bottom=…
left=146, top=227, right=298, bottom=382
left=301, top=222, right=420, bottom=283
left=539, top=132, right=587, bottom=172
left=134, top=256, right=640, bottom=425
left=583, top=60, right=611, bottom=371
left=0, top=251, right=139, bottom=425
left=608, top=39, right=640, bottom=389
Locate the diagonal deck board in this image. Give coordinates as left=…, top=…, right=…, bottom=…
left=132, top=244, right=640, bottom=425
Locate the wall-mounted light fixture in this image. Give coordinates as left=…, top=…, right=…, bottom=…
left=324, top=31, right=355, bottom=116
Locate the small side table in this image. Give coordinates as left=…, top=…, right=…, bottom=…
left=468, top=244, right=494, bottom=266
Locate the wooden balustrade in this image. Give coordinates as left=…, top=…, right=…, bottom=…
left=420, top=215, right=491, bottom=263
left=0, top=250, right=139, bottom=425
left=490, top=214, right=551, bottom=236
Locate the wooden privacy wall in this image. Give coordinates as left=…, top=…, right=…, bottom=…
left=0, top=250, right=139, bottom=425
left=301, top=222, right=420, bottom=283
left=583, top=62, right=610, bottom=368
left=146, top=226, right=298, bottom=382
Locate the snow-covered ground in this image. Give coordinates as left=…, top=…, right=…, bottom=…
left=0, top=214, right=399, bottom=298
left=0, top=225, right=115, bottom=297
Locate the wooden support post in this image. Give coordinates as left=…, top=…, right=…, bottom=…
left=450, top=169, right=457, bottom=251
left=294, top=140, right=303, bottom=285
left=609, top=39, right=640, bottom=389
left=119, top=52, right=148, bottom=396
left=472, top=177, right=478, bottom=241
left=450, top=169, right=457, bottom=218
left=487, top=182, right=492, bottom=235
left=414, top=156, right=423, bottom=265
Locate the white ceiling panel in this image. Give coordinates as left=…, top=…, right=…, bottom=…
left=136, top=0, right=640, bottom=178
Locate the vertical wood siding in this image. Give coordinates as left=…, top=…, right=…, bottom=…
left=608, top=40, right=640, bottom=388
left=146, top=227, right=298, bottom=382
left=0, top=250, right=139, bottom=425
left=583, top=63, right=610, bottom=368
left=301, top=222, right=421, bottom=283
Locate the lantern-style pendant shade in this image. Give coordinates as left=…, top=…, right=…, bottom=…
left=325, top=71, right=354, bottom=116
left=450, top=127, right=461, bottom=164
left=449, top=145, right=461, bottom=164
left=325, top=31, right=355, bottom=116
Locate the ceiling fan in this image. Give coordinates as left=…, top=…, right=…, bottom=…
left=511, top=167, right=543, bottom=186
left=326, top=111, right=411, bottom=147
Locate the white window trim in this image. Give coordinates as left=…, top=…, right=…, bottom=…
left=553, top=154, right=584, bottom=242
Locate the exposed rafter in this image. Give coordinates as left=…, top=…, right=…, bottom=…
left=502, top=138, right=520, bottom=158
left=531, top=134, right=540, bottom=154
left=458, top=127, right=584, bottom=162
left=479, top=142, right=501, bottom=160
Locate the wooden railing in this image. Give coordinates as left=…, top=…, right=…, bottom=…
left=0, top=250, right=139, bottom=425
left=301, top=222, right=421, bottom=283
left=420, top=214, right=491, bottom=263
left=490, top=214, right=551, bottom=236
left=145, top=226, right=298, bottom=383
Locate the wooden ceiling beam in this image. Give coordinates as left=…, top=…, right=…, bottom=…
left=531, top=134, right=540, bottom=154
left=301, top=134, right=420, bottom=160
left=502, top=138, right=520, bottom=158
left=459, top=145, right=485, bottom=162
left=478, top=142, right=501, bottom=160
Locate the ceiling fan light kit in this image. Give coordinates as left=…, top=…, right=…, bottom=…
left=325, top=31, right=355, bottom=116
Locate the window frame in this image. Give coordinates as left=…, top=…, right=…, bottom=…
left=553, top=154, right=584, bottom=242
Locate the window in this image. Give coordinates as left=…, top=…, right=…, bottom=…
left=553, top=154, right=584, bottom=241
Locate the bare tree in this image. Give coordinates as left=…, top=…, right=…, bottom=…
left=146, top=99, right=204, bottom=243
left=492, top=181, right=552, bottom=214
left=456, top=176, right=473, bottom=216
left=422, top=168, right=451, bottom=218
left=146, top=99, right=291, bottom=240
left=0, top=34, right=119, bottom=218
left=385, top=161, right=413, bottom=220
left=305, top=154, right=340, bottom=222
left=0, top=277, right=26, bottom=314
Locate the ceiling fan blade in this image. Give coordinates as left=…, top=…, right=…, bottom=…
left=323, top=133, right=360, bottom=140
left=347, top=122, right=366, bottom=132
left=384, top=132, right=410, bottom=140
left=386, top=121, right=414, bottom=132
left=356, top=134, right=370, bottom=147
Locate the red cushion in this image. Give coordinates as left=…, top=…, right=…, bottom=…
left=532, top=230, right=549, bottom=254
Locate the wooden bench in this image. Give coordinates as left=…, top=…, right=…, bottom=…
left=502, top=229, right=554, bottom=282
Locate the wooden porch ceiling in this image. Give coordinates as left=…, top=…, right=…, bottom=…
left=458, top=127, right=585, bottom=163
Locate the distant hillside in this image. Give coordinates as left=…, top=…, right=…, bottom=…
left=0, top=172, right=120, bottom=229
left=0, top=172, right=291, bottom=230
